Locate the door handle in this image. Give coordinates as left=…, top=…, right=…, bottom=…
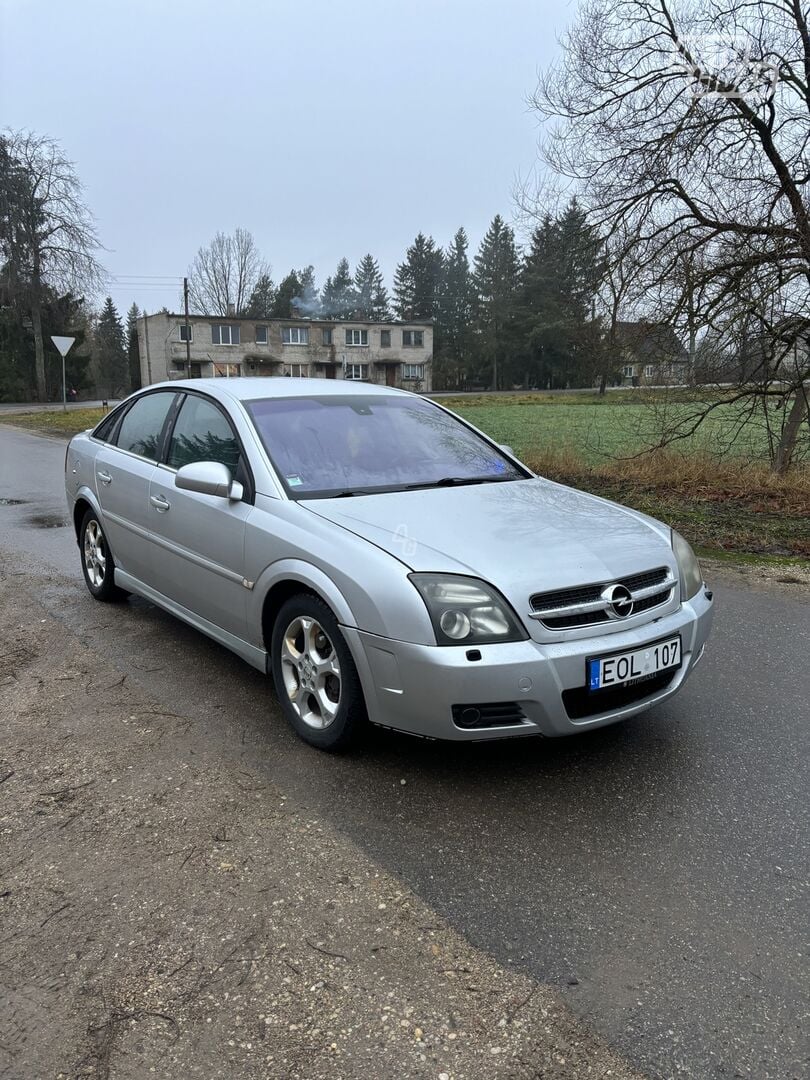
left=150, top=494, right=171, bottom=512
left=97, top=470, right=112, bottom=485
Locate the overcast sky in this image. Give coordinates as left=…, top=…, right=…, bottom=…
left=1, top=0, right=567, bottom=313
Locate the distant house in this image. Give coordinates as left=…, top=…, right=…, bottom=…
left=137, top=313, right=433, bottom=391
left=614, top=321, right=689, bottom=386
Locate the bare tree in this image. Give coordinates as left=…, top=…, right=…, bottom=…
left=187, top=228, right=268, bottom=316
left=1, top=130, right=103, bottom=400
left=529, top=0, right=810, bottom=471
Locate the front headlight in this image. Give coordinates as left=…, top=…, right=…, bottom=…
left=671, top=530, right=703, bottom=601
left=409, top=574, right=527, bottom=646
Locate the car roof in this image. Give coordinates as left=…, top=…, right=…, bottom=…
left=145, top=377, right=411, bottom=404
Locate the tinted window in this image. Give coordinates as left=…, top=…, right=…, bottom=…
left=115, top=392, right=176, bottom=459
left=168, top=395, right=240, bottom=472
left=246, top=395, right=526, bottom=497
left=93, top=406, right=124, bottom=442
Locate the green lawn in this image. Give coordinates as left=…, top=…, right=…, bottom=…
left=0, top=407, right=107, bottom=439
left=437, top=394, right=794, bottom=465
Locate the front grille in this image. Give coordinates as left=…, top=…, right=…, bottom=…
left=530, top=567, right=675, bottom=630
left=562, top=671, right=675, bottom=720
left=451, top=702, right=527, bottom=729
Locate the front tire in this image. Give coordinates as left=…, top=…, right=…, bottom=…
left=80, top=509, right=127, bottom=602
left=271, top=593, right=367, bottom=751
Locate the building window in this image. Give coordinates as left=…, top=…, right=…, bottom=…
left=344, top=363, right=368, bottom=380
left=380, top=329, right=391, bottom=347
left=282, top=326, right=309, bottom=345
left=345, top=328, right=368, bottom=347
left=179, top=323, right=193, bottom=342
left=213, top=363, right=241, bottom=377
left=644, top=364, right=655, bottom=378
left=322, top=328, right=333, bottom=346
left=402, top=363, right=423, bottom=380
left=623, top=365, right=635, bottom=378
left=284, top=363, right=309, bottom=378
left=402, top=329, right=424, bottom=348
left=212, top=324, right=240, bottom=346
left=255, top=325, right=268, bottom=344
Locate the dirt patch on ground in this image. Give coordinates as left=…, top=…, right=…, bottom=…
left=0, top=559, right=643, bottom=1080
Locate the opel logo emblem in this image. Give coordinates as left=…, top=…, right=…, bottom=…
left=603, top=583, right=634, bottom=619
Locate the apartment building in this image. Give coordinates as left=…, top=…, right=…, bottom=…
left=137, top=312, right=433, bottom=391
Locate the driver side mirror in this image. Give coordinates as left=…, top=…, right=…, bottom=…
left=175, top=460, right=243, bottom=501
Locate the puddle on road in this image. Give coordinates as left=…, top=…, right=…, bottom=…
left=0, top=498, right=27, bottom=506
left=27, top=513, right=69, bottom=529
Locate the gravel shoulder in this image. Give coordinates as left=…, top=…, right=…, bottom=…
left=0, top=558, right=643, bottom=1080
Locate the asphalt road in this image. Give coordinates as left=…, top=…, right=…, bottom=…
left=0, top=400, right=120, bottom=415
left=1, top=424, right=808, bottom=1080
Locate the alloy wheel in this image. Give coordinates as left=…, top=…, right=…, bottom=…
left=83, top=519, right=107, bottom=588
left=280, top=615, right=342, bottom=729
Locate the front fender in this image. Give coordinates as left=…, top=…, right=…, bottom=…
left=249, top=558, right=358, bottom=632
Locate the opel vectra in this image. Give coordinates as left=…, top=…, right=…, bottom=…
left=65, top=379, right=713, bottom=750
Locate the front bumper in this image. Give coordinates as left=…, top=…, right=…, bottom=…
left=344, top=588, right=714, bottom=740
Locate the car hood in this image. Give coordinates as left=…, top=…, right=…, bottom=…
left=302, top=477, right=676, bottom=600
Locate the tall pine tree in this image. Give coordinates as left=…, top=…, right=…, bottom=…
left=353, top=254, right=389, bottom=320
left=243, top=273, right=276, bottom=318
left=271, top=271, right=303, bottom=318
left=473, top=215, right=520, bottom=389
left=126, top=302, right=141, bottom=391
left=393, top=233, right=442, bottom=320
left=94, top=297, right=129, bottom=397
left=520, top=200, right=603, bottom=388
left=321, top=258, right=356, bottom=319
left=435, top=227, right=475, bottom=388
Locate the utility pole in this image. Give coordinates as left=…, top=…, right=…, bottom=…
left=142, top=311, right=152, bottom=384
left=183, top=277, right=192, bottom=373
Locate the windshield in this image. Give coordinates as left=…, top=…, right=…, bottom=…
left=246, top=394, right=528, bottom=498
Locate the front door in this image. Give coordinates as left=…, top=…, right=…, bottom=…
left=147, top=393, right=250, bottom=640
left=386, top=364, right=397, bottom=387
left=325, top=364, right=336, bottom=379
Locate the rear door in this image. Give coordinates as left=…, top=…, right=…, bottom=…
left=147, top=393, right=252, bottom=639
left=94, top=390, right=178, bottom=585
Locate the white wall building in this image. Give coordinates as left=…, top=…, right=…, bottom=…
left=137, top=313, right=433, bottom=391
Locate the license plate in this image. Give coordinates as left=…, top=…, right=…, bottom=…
left=587, top=635, right=681, bottom=692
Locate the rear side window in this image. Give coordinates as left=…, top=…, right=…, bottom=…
left=167, top=395, right=240, bottom=473
left=93, top=407, right=123, bottom=442
left=114, top=392, right=176, bottom=460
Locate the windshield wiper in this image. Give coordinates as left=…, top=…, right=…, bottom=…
left=329, top=476, right=514, bottom=498
left=401, top=476, right=511, bottom=492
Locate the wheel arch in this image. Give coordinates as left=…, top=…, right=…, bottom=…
left=256, top=561, right=357, bottom=657
left=72, top=488, right=103, bottom=545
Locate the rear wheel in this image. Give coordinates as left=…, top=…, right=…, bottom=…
left=80, top=509, right=128, bottom=602
left=271, top=593, right=367, bottom=751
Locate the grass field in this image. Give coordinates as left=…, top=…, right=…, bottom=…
left=2, top=395, right=808, bottom=559
left=0, top=407, right=108, bottom=439
left=438, top=392, right=804, bottom=464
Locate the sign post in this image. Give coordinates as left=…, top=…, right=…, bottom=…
left=51, top=336, right=76, bottom=411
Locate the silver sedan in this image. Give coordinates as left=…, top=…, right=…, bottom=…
left=65, top=378, right=713, bottom=750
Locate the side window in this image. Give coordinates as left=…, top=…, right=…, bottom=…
left=167, top=395, right=240, bottom=473
left=114, top=392, right=176, bottom=460
left=93, top=405, right=125, bottom=442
